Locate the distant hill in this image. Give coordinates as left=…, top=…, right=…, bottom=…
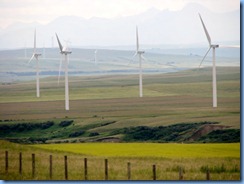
left=0, top=47, right=240, bottom=83
left=0, top=3, right=240, bottom=49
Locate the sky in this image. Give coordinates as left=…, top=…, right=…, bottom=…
left=0, top=0, right=240, bottom=29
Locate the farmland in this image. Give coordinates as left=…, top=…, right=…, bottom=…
left=0, top=66, right=240, bottom=143
left=0, top=141, right=240, bottom=180
left=0, top=65, right=240, bottom=180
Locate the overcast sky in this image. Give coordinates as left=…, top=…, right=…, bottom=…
left=0, top=0, right=240, bottom=29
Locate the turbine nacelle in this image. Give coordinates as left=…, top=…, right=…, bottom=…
left=60, top=50, right=72, bottom=55
left=211, top=44, right=219, bottom=48
left=34, top=53, right=42, bottom=59
left=137, top=50, right=145, bottom=54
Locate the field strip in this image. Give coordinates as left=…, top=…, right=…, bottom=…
left=32, top=143, right=240, bottom=158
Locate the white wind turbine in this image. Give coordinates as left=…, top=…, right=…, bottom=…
left=55, top=33, right=72, bottom=111
left=28, top=29, right=42, bottom=98
left=132, top=26, right=146, bottom=98
left=198, top=13, right=240, bottom=108
left=94, top=49, right=97, bottom=64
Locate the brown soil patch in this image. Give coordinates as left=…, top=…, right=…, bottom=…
left=188, top=124, right=230, bottom=141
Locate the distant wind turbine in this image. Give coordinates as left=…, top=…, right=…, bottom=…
left=131, top=26, right=146, bottom=98
left=24, top=42, right=27, bottom=58
left=28, top=29, right=42, bottom=98
left=55, top=33, right=72, bottom=111
left=94, top=49, right=97, bottom=64
left=198, top=13, right=240, bottom=108
left=43, top=42, right=46, bottom=59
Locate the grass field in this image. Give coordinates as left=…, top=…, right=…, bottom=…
left=0, top=141, right=240, bottom=180
left=0, top=66, right=240, bottom=142
left=0, top=66, right=240, bottom=180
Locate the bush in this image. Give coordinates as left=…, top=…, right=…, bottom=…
left=199, top=129, right=240, bottom=143
left=41, top=121, right=54, bottom=129
left=89, top=132, right=99, bottom=137
left=0, top=121, right=55, bottom=134
left=69, top=130, right=85, bottom=137
left=59, top=120, right=73, bottom=127
left=28, top=137, right=48, bottom=143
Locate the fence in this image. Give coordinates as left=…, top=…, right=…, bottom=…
left=3, top=151, right=213, bottom=180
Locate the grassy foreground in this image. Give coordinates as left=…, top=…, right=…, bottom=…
left=0, top=141, right=240, bottom=180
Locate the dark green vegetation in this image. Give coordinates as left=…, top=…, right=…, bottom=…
left=0, top=120, right=240, bottom=144
left=198, top=129, right=240, bottom=143
left=0, top=66, right=240, bottom=143
left=117, top=122, right=240, bottom=143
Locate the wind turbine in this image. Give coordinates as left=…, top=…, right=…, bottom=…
left=28, top=29, right=42, bottom=98
left=94, top=49, right=97, bottom=64
left=24, top=42, right=27, bottom=58
left=55, top=33, right=72, bottom=111
left=131, top=26, right=146, bottom=98
left=43, top=41, right=46, bottom=59
left=198, top=13, right=239, bottom=108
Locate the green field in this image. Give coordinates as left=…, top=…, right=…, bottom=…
left=0, top=141, right=240, bottom=180
left=0, top=66, right=240, bottom=180
left=32, top=142, right=240, bottom=158
left=0, top=66, right=240, bottom=142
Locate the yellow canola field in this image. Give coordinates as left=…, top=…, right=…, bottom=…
left=33, top=143, right=240, bottom=158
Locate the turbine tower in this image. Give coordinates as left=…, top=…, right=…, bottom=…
left=28, top=29, right=42, bottom=98
left=132, top=26, right=146, bottom=98
left=56, top=33, right=72, bottom=111
left=198, top=13, right=239, bottom=108
left=94, top=49, right=97, bottom=65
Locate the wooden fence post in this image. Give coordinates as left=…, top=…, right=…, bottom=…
left=5, top=151, right=8, bottom=174
left=152, top=165, right=156, bottom=180
left=179, top=167, right=183, bottom=180
left=64, top=155, right=68, bottom=180
left=84, top=158, right=88, bottom=180
left=19, top=152, right=22, bottom=175
left=105, top=159, right=108, bottom=180
left=127, top=162, right=131, bottom=180
left=32, top=153, right=35, bottom=178
left=49, top=155, right=52, bottom=179
left=206, top=167, right=210, bottom=180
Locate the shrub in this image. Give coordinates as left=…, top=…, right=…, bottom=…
left=59, top=120, right=73, bottom=127
left=41, top=121, right=54, bottom=129
left=69, top=130, right=85, bottom=137
left=199, top=129, right=240, bottom=143
left=89, top=132, right=99, bottom=137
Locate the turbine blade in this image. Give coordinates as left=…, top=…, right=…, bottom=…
left=28, top=54, right=35, bottom=64
left=34, top=29, right=36, bottom=53
left=67, top=55, right=70, bottom=65
left=132, top=52, right=137, bottom=59
left=199, top=47, right=211, bottom=68
left=58, top=55, right=63, bottom=85
left=136, top=26, right=139, bottom=52
left=141, top=55, right=147, bottom=61
left=55, top=33, right=63, bottom=52
left=219, top=45, right=240, bottom=48
left=128, top=52, right=137, bottom=65
left=199, top=13, right=211, bottom=46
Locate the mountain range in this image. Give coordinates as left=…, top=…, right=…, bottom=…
left=0, top=3, right=240, bottom=49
